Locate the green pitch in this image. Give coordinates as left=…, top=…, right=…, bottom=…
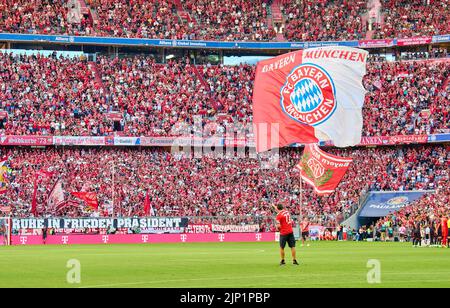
left=0, top=241, right=449, bottom=288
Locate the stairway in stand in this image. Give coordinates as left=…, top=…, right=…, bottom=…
left=269, top=0, right=285, bottom=41
left=172, top=0, right=195, bottom=26
left=271, top=0, right=283, bottom=24
left=77, top=0, right=96, bottom=29
left=88, top=61, right=108, bottom=96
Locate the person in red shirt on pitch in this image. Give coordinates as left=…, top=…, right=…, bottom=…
left=273, top=204, right=299, bottom=266
left=300, top=219, right=310, bottom=247
left=441, top=216, right=448, bottom=248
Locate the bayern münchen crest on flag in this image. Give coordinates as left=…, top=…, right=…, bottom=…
left=280, top=63, right=336, bottom=126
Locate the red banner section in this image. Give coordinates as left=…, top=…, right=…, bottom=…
left=323, top=134, right=430, bottom=147
left=359, top=136, right=389, bottom=146
left=11, top=232, right=276, bottom=245
left=388, top=134, right=428, bottom=144
left=185, top=224, right=213, bottom=234
left=54, top=136, right=106, bottom=146
left=358, top=39, right=394, bottom=48
left=0, top=136, right=53, bottom=146
left=397, top=37, right=432, bottom=46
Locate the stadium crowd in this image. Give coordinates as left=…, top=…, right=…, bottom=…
left=0, top=0, right=93, bottom=36
left=87, top=0, right=186, bottom=39
left=181, top=0, right=276, bottom=41
left=362, top=60, right=449, bottom=136
left=0, top=145, right=447, bottom=229
left=281, top=0, right=367, bottom=41
left=1, top=52, right=449, bottom=137
left=373, top=0, right=450, bottom=39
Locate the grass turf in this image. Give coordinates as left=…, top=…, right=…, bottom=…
left=0, top=241, right=448, bottom=288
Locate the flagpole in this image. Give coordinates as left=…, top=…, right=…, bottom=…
left=111, top=163, right=115, bottom=217
left=299, top=166, right=303, bottom=229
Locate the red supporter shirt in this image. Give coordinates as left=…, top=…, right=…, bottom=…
left=442, top=218, right=448, bottom=232
left=276, top=210, right=293, bottom=236
left=301, top=221, right=310, bottom=233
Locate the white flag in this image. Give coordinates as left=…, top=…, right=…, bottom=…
left=47, top=179, right=65, bottom=211
left=301, top=46, right=368, bottom=147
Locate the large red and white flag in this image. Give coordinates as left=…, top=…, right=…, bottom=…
left=47, top=179, right=65, bottom=212
left=296, top=144, right=353, bottom=195
left=253, top=46, right=368, bottom=152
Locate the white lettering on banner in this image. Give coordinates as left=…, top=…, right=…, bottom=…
left=113, top=137, right=139, bottom=146
left=256, top=234, right=262, bottom=241
left=180, top=234, right=187, bottom=242
left=62, top=236, right=69, bottom=244
left=185, top=224, right=212, bottom=234
left=13, top=218, right=186, bottom=230
left=102, top=235, right=109, bottom=244
left=304, top=49, right=367, bottom=63
left=211, top=224, right=260, bottom=233
left=48, top=219, right=60, bottom=229
left=142, top=235, right=149, bottom=243
left=369, top=204, right=407, bottom=209
left=218, top=234, right=225, bottom=242
left=20, top=236, right=27, bottom=245
left=262, top=54, right=296, bottom=73
left=54, top=136, right=106, bottom=146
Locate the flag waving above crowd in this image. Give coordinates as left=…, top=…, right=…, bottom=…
left=71, top=192, right=99, bottom=210
left=47, top=179, right=65, bottom=212
left=0, top=157, right=10, bottom=195
left=296, top=144, right=353, bottom=195
left=253, top=46, right=368, bottom=152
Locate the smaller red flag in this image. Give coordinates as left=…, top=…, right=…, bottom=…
left=296, top=144, right=352, bottom=195
left=144, top=191, right=152, bottom=216
left=71, top=192, right=99, bottom=210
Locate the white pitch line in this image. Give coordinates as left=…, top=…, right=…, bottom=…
left=78, top=274, right=298, bottom=288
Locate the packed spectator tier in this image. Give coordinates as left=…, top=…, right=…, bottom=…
left=0, top=0, right=449, bottom=41
left=373, top=0, right=450, bottom=39
left=0, top=145, right=448, bottom=228
left=0, top=52, right=448, bottom=137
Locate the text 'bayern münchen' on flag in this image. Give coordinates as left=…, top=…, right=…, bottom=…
left=253, top=46, right=368, bottom=152
left=296, top=144, right=353, bottom=195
